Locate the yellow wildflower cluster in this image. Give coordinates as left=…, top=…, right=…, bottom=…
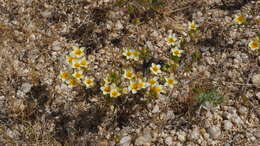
left=58, top=46, right=95, bottom=88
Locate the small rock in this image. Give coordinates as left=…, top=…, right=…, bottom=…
left=256, top=92, right=260, bottom=100
left=252, top=74, right=260, bottom=88
left=21, top=83, right=32, bottom=94
left=177, top=131, right=186, bottom=142
left=119, top=135, right=131, bottom=146
left=165, top=136, right=173, bottom=145
left=189, top=127, right=200, bottom=140
left=254, top=130, right=260, bottom=138
left=152, top=104, right=160, bottom=113
left=238, top=106, right=248, bottom=115
left=207, top=126, right=221, bottom=139
left=135, top=128, right=152, bottom=145
left=115, top=21, right=123, bottom=30
left=223, top=120, right=233, bottom=130
left=41, top=10, right=52, bottom=18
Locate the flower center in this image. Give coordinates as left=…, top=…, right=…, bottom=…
left=75, top=49, right=82, bottom=55
left=126, top=72, right=133, bottom=78
left=104, top=87, right=110, bottom=92
left=251, top=41, right=258, bottom=48
left=167, top=79, right=174, bottom=85
left=168, top=37, right=175, bottom=43
left=111, top=90, right=118, bottom=96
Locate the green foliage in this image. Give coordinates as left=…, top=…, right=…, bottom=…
left=194, top=90, right=224, bottom=106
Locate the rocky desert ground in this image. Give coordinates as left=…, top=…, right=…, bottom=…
left=0, top=0, right=259, bottom=145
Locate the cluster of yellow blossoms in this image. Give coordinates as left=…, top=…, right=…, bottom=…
left=233, top=15, right=259, bottom=51
left=59, top=46, right=95, bottom=88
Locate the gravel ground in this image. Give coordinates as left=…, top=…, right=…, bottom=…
left=0, top=0, right=259, bottom=145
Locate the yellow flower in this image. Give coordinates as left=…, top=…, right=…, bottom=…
left=147, top=77, right=158, bottom=87
left=123, top=69, right=135, bottom=80
left=166, top=34, right=178, bottom=46
left=234, top=15, right=246, bottom=24
left=72, top=71, right=84, bottom=80
left=110, top=89, right=121, bottom=98
left=83, top=76, right=95, bottom=88
left=164, top=76, right=177, bottom=88
left=71, top=60, right=82, bottom=69
left=150, top=63, right=162, bottom=75
left=101, top=85, right=111, bottom=95
left=71, top=46, right=85, bottom=58
left=150, top=85, right=164, bottom=95
left=123, top=48, right=133, bottom=60
left=171, top=48, right=183, bottom=57
left=58, top=71, right=70, bottom=81
left=128, top=81, right=140, bottom=94
left=66, top=55, right=76, bottom=64
left=67, top=79, right=78, bottom=88
left=137, top=79, right=146, bottom=89
left=79, top=58, right=89, bottom=68
left=132, top=50, right=140, bottom=61
left=248, top=40, right=259, bottom=51
left=188, top=21, right=198, bottom=31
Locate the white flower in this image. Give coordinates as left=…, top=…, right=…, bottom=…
left=147, top=77, right=158, bottom=87
left=71, top=46, right=85, bottom=58
left=166, top=34, right=178, bottom=46
left=83, top=76, right=95, bottom=88
left=123, top=48, right=133, bottom=60
left=66, top=79, right=78, bottom=88
left=72, top=71, right=84, bottom=80
left=132, top=50, right=140, bottom=61
left=188, top=21, right=198, bottom=31
left=66, top=55, right=76, bottom=64
left=171, top=48, right=184, bottom=57
left=248, top=40, right=259, bottom=51
left=79, top=58, right=89, bottom=68
left=128, top=81, right=140, bottom=94
left=58, top=71, right=70, bottom=81
left=101, top=84, right=111, bottom=95
left=110, top=85, right=121, bottom=98
left=164, top=76, right=178, bottom=88
left=123, top=69, right=135, bottom=80
left=150, top=84, right=164, bottom=95
left=150, top=63, right=162, bottom=75
left=71, top=60, right=82, bottom=69
left=234, top=15, right=246, bottom=24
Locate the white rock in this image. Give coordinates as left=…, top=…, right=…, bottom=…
left=152, top=104, right=160, bottom=113
left=223, top=120, right=233, bottom=130
left=115, top=21, right=123, bottom=30
left=21, top=82, right=32, bottom=94
left=165, top=136, right=173, bottom=145
left=41, top=10, right=52, bottom=18
left=119, top=135, right=131, bottom=146
left=190, top=127, right=200, bottom=140
left=177, top=131, right=186, bottom=142
left=253, top=130, right=260, bottom=138
left=135, top=128, right=152, bottom=145
left=252, top=74, right=260, bottom=88
left=207, top=126, right=221, bottom=139
left=256, top=92, right=260, bottom=100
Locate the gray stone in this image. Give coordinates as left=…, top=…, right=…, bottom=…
left=252, top=74, right=260, bottom=88
left=135, top=128, right=152, bottom=145
left=223, top=120, right=233, bottom=130
left=120, top=135, right=131, bottom=146
left=207, top=126, right=221, bottom=139
left=165, top=136, right=173, bottom=146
